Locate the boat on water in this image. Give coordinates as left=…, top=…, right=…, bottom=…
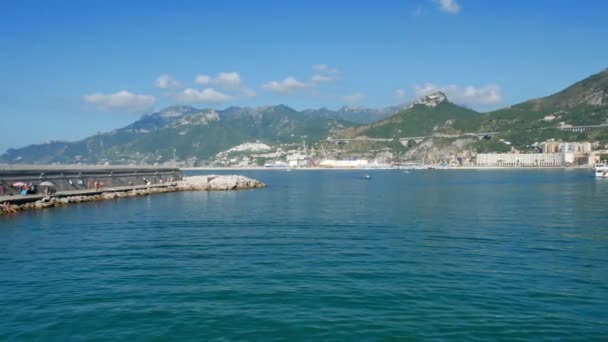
left=364, top=174, right=372, bottom=180
left=594, top=163, right=608, bottom=177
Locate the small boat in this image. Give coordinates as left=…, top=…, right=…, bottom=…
left=364, top=174, right=372, bottom=180
left=594, top=163, right=608, bottom=178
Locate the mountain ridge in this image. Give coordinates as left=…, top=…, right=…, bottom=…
left=2, top=68, right=608, bottom=165
left=0, top=104, right=358, bottom=164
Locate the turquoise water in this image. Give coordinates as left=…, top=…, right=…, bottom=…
left=1, top=169, right=607, bottom=340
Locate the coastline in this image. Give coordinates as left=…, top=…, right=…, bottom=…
left=182, top=165, right=593, bottom=171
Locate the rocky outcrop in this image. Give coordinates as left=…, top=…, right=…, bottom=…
left=412, top=91, right=447, bottom=108
left=177, top=175, right=265, bottom=191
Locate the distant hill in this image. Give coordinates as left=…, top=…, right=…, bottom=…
left=336, top=92, right=480, bottom=138
left=469, top=68, right=608, bottom=131
left=1, top=105, right=354, bottom=165
left=335, top=69, right=608, bottom=144
left=463, top=68, right=608, bottom=145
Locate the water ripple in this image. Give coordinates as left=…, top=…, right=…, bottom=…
left=1, top=169, right=607, bottom=340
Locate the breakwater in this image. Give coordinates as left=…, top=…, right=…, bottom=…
left=0, top=169, right=265, bottom=215
left=0, top=165, right=182, bottom=195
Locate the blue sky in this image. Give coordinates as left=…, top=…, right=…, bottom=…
left=1, top=0, right=607, bottom=153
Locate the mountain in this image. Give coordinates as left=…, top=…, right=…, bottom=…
left=335, top=92, right=480, bottom=139
left=3, top=68, right=607, bottom=165
left=123, top=105, right=204, bottom=131
left=335, top=68, right=608, bottom=143
left=459, top=68, right=608, bottom=146
left=470, top=68, right=608, bottom=131
left=326, top=69, right=608, bottom=163
left=302, top=103, right=410, bottom=124
left=1, top=105, right=354, bottom=165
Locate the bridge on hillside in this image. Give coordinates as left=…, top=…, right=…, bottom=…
left=559, top=124, right=608, bottom=132
left=327, top=123, right=608, bottom=145
left=327, top=132, right=499, bottom=145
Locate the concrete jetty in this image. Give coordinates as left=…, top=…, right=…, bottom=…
left=0, top=166, right=265, bottom=215
left=0, top=164, right=182, bottom=195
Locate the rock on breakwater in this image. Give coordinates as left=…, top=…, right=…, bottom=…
left=1, top=175, right=265, bottom=215
left=177, top=175, right=266, bottom=191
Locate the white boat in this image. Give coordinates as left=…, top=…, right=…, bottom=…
left=594, top=163, right=608, bottom=177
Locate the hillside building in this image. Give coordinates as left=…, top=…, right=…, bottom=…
left=543, top=141, right=591, bottom=154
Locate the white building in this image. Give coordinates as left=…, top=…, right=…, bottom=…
left=476, top=153, right=564, bottom=167
left=287, top=153, right=308, bottom=168
left=319, top=159, right=369, bottom=168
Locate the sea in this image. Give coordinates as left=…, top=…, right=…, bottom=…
left=1, top=169, right=607, bottom=340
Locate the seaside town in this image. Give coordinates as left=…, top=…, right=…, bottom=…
left=199, top=140, right=607, bottom=169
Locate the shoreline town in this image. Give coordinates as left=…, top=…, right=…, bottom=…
left=189, top=140, right=608, bottom=170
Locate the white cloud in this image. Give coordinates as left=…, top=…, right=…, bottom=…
left=194, top=71, right=255, bottom=97
left=83, top=90, right=156, bottom=112
left=262, top=77, right=310, bottom=94
left=395, top=88, right=407, bottom=99
left=310, top=64, right=340, bottom=83
left=195, top=72, right=241, bottom=87
left=215, top=72, right=241, bottom=88
left=342, top=93, right=367, bottom=103
left=312, top=64, right=339, bottom=74
left=154, top=74, right=181, bottom=89
left=177, top=88, right=232, bottom=104
left=194, top=75, right=211, bottom=85
left=414, top=83, right=503, bottom=105
left=311, top=74, right=338, bottom=83
left=434, top=0, right=460, bottom=14
left=264, top=64, right=344, bottom=97
left=266, top=64, right=340, bottom=93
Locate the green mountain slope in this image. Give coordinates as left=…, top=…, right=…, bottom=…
left=337, top=69, right=608, bottom=146
left=467, top=68, right=608, bottom=146
left=1, top=105, right=354, bottom=164
left=336, top=92, right=480, bottom=138
left=302, top=104, right=409, bottom=124
left=468, top=69, right=608, bottom=132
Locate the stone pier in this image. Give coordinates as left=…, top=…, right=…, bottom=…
left=0, top=165, right=182, bottom=196
left=0, top=166, right=265, bottom=215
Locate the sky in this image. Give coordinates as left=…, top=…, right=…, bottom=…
left=1, top=0, right=607, bottom=153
